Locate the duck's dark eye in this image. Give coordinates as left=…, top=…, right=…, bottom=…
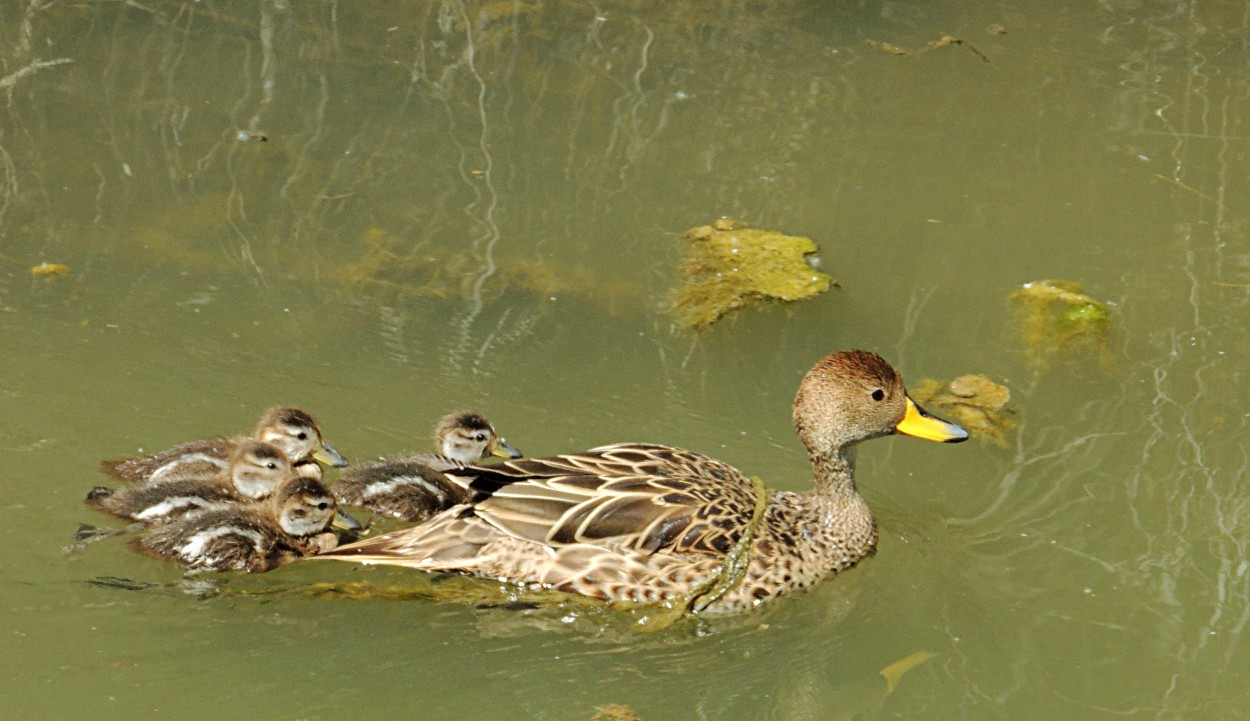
left=267, top=462, right=278, bottom=469
left=871, top=389, right=885, bottom=401
left=296, top=432, right=308, bottom=440
left=316, top=502, right=329, bottom=510
left=475, top=433, right=487, bottom=442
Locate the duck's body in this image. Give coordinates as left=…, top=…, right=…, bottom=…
left=100, top=407, right=347, bottom=485
left=317, top=351, right=967, bottom=613
left=333, top=411, right=522, bottom=522
left=86, top=441, right=293, bottom=523
left=133, top=476, right=339, bottom=573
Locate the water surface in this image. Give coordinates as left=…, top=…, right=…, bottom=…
left=3, top=2, right=1249, bottom=719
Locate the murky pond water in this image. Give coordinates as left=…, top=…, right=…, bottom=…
left=4, top=1, right=1250, bottom=719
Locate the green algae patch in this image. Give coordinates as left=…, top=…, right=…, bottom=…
left=912, top=375, right=1016, bottom=447
left=1010, top=279, right=1112, bottom=371
left=671, top=219, right=835, bottom=332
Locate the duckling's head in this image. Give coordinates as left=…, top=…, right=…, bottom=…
left=254, top=407, right=348, bottom=469
left=793, top=350, right=967, bottom=457
left=229, top=440, right=295, bottom=500
left=433, top=410, right=523, bottom=463
left=270, top=476, right=337, bottom=537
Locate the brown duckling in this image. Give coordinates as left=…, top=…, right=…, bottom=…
left=87, top=440, right=293, bottom=523
left=132, top=475, right=339, bottom=573
left=333, top=410, right=522, bottom=522
left=99, top=406, right=347, bottom=485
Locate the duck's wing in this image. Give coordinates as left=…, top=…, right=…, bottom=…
left=99, top=437, right=236, bottom=483
left=322, top=443, right=761, bottom=564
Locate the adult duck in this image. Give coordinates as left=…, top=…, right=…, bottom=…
left=315, top=350, right=966, bottom=613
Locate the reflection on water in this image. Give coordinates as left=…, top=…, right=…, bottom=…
left=4, top=1, right=1250, bottom=719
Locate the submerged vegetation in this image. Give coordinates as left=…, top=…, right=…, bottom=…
left=911, top=375, right=1016, bottom=446
left=879, top=650, right=938, bottom=694
left=1010, top=279, right=1112, bottom=371
left=670, top=219, right=835, bottom=332
left=335, top=228, right=639, bottom=312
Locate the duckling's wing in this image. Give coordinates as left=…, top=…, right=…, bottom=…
left=132, top=508, right=282, bottom=573
left=99, top=437, right=236, bottom=483
left=333, top=457, right=467, bottom=521
left=85, top=477, right=240, bottom=522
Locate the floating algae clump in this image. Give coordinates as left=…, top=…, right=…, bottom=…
left=671, top=219, right=835, bottom=332
left=592, top=705, right=642, bottom=721
left=911, top=375, right=1016, bottom=446
left=1010, top=279, right=1111, bottom=370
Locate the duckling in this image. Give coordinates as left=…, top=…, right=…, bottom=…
left=132, top=475, right=339, bottom=573
left=86, top=440, right=292, bottom=523
left=333, top=410, right=523, bottom=522
left=99, top=407, right=347, bottom=485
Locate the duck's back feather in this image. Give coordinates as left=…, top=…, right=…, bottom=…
left=320, top=443, right=762, bottom=599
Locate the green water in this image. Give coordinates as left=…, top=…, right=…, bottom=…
left=4, top=1, right=1249, bottom=718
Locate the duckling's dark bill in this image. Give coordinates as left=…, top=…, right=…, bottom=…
left=896, top=397, right=969, bottom=443
left=332, top=508, right=363, bottom=532
left=492, top=437, right=524, bottom=459
left=313, top=444, right=349, bottom=467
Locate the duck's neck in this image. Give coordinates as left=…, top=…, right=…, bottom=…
left=809, top=446, right=861, bottom=504
left=805, top=445, right=877, bottom=556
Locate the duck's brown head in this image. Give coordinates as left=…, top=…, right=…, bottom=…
left=793, top=350, right=967, bottom=457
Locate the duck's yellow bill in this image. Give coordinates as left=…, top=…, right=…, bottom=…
left=896, top=397, right=969, bottom=443
left=314, top=443, right=349, bottom=468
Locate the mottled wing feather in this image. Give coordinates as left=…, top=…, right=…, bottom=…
left=458, top=444, right=757, bottom=556
left=319, top=443, right=760, bottom=585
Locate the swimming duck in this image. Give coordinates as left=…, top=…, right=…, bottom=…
left=314, top=350, right=968, bottom=613
left=86, top=440, right=294, bottom=523
left=99, top=407, right=347, bottom=485
left=132, top=475, right=339, bottom=573
left=333, top=410, right=523, bottom=522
